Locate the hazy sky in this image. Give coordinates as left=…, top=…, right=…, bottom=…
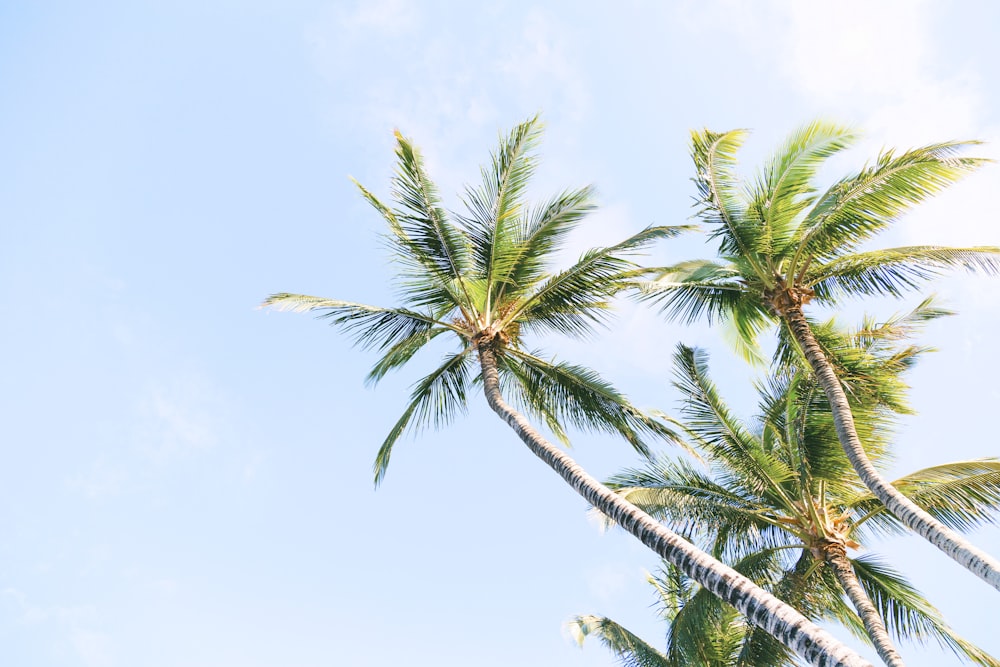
left=3, top=1, right=1000, bottom=666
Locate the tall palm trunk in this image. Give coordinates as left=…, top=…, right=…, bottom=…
left=476, top=341, right=873, bottom=667
left=822, top=542, right=905, bottom=667
left=783, top=305, right=1000, bottom=591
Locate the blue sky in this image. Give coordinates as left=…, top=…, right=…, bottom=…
left=2, top=1, right=1000, bottom=665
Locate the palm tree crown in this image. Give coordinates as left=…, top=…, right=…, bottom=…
left=265, top=116, right=681, bottom=484
left=607, top=341, right=1000, bottom=666
left=641, top=121, right=1000, bottom=590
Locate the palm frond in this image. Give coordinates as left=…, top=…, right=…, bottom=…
left=261, top=294, right=459, bottom=351
left=607, top=458, right=788, bottom=548
left=372, top=349, right=474, bottom=485
left=460, top=116, right=542, bottom=301
left=512, top=225, right=685, bottom=338
left=493, top=185, right=598, bottom=301
left=501, top=348, right=679, bottom=456
left=638, top=259, right=757, bottom=327
left=796, top=141, right=988, bottom=262
left=671, top=346, right=796, bottom=499
left=690, top=129, right=767, bottom=277
left=569, top=615, right=669, bottom=667
left=750, top=120, right=856, bottom=264
left=389, top=129, right=475, bottom=313
left=851, top=555, right=1000, bottom=666
left=850, top=459, right=1000, bottom=537
left=806, top=245, right=1000, bottom=302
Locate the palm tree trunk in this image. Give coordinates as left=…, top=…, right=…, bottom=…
left=823, top=542, right=905, bottom=667
left=476, top=341, right=872, bottom=667
left=783, top=305, right=1000, bottom=592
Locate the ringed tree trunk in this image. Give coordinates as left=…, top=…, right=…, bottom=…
left=820, top=540, right=906, bottom=667
left=475, top=340, right=873, bottom=667
left=782, top=303, right=1000, bottom=592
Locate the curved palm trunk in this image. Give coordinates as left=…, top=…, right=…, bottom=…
left=476, top=341, right=872, bottom=667
left=823, top=543, right=905, bottom=667
left=783, top=306, right=1000, bottom=592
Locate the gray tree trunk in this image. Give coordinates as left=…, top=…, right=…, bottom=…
left=824, top=542, right=905, bottom=667
left=784, top=305, right=1000, bottom=592
left=476, top=341, right=872, bottom=667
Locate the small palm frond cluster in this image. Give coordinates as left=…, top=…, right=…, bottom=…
left=598, top=342, right=1000, bottom=666
left=264, top=117, right=688, bottom=483
left=639, top=120, right=999, bottom=363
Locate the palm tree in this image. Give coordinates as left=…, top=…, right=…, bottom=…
left=640, top=121, right=1000, bottom=590
left=606, top=343, right=1000, bottom=666
left=570, top=556, right=795, bottom=667
left=263, top=117, right=873, bottom=667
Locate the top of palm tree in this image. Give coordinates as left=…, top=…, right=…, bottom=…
left=263, top=116, right=689, bottom=484
left=606, top=342, right=1000, bottom=665
left=639, top=120, right=999, bottom=362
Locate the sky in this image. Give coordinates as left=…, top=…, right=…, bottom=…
left=2, top=1, right=1000, bottom=665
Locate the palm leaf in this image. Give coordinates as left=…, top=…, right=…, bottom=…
left=796, top=141, right=988, bottom=263
left=806, top=245, right=1000, bottom=302
left=569, top=615, right=669, bottom=667
left=512, top=225, right=687, bottom=338
left=261, top=294, right=459, bottom=351
left=851, top=555, right=1000, bottom=667
left=372, top=349, right=475, bottom=485
left=500, top=348, right=678, bottom=456
left=850, top=459, right=1000, bottom=537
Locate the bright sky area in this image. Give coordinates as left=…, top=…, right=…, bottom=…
left=2, top=1, right=1000, bottom=665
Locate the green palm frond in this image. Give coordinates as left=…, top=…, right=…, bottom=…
left=750, top=120, right=855, bottom=264
left=261, top=294, right=458, bottom=351
left=796, top=141, right=988, bottom=263
left=806, top=245, right=1000, bottom=302
left=638, top=259, right=755, bottom=325
left=851, top=459, right=1000, bottom=537
left=513, top=225, right=688, bottom=338
left=389, top=130, right=472, bottom=294
left=569, top=615, right=669, bottom=667
left=850, top=555, right=1000, bottom=667
left=460, top=116, right=542, bottom=288
left=501, top=348, right=679, bottom=456
left=607, top=459, right=787, bottom=545
left=492, top=185, right=597, bottom=303
left=689, top=129, right=766, bottom=275
left=372, top=349, right=475, bottom=485
left=671, top=346, right=796, bottom=499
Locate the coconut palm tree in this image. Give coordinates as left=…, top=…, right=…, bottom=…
left=570, top=555, right=796, bottom=667
left=639, top=121, right=1000, bottom=590
left=606, top=343, right=1000, bottom=666
left=263, top=117, right=872, bottom=667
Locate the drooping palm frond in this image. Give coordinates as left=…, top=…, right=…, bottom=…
left=499, top=348, right=679, bottom=456
left=569, top=615, right=670, bottom=667
left=372, top=348, right=475, bottom=484
left=850, top=460, right=1000, bottom=538
left=849, top=555, right=1000, bottom=667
